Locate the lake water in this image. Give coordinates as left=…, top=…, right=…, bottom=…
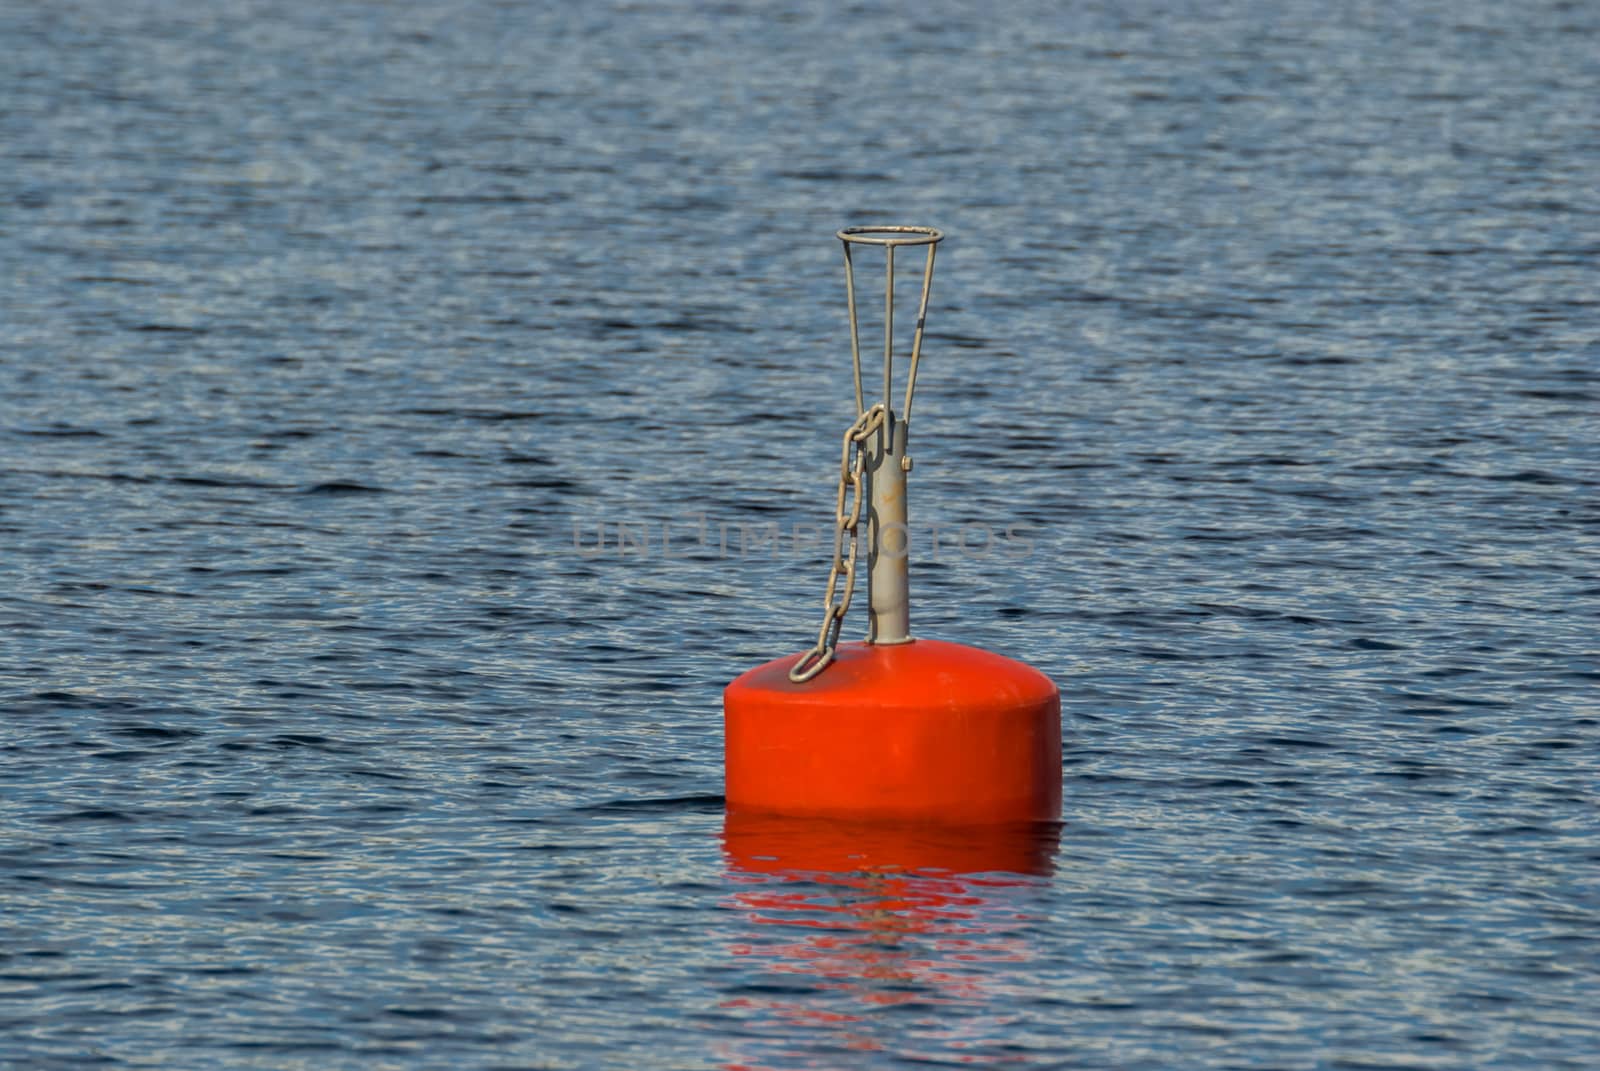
left=2, top=0, right=1597, bottom=1068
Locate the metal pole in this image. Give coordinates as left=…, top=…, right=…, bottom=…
left=883, top=245, right=895, bottom=417
left=843, top=244, right=864, bottom=416
left=902, top=242, right=937, bottom=428
left=865, top=410, right=911, bottom=644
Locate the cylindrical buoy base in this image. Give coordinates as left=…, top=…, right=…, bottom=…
left=723, top=810, right=1060, bottom=876
left=724, top=639, right=1061, bottom=823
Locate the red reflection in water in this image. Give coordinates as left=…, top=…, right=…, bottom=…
left=718, top=812, right=1058, bottom=1069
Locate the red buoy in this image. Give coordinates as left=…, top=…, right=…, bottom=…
left=725, top=640, right=1060, bottom=822
left=723, top=226, right=1062, bottom=826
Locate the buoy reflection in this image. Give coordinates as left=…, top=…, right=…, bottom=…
left=719, top=812, right=1058, bottom=1068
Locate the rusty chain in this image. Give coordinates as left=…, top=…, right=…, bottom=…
left=788, top=404, right=887, bottom=683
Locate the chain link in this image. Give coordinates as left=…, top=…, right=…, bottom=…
left=788, top=404, right=887, bottom=683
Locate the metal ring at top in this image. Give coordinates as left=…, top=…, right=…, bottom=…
left=837, top=225, right=944, bottom=248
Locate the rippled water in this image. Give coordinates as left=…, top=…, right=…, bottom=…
left=2, top=0, right=1597, bottom=1067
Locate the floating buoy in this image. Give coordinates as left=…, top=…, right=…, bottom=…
left=723, top=226, right=1062, bottom=825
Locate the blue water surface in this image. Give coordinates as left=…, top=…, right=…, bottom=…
left=2, top=1, right=1597, bottom=1068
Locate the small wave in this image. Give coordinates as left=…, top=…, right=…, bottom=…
left=15, top=426, right=105, bottom=438
left=301, top=481, right=389, bottom=495
left=578, top=794, right=725, bottom=814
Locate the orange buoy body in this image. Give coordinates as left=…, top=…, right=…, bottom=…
left=723, top=809, right=1060, bottom=876
left=723, top=638, right=1061, bottom=824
